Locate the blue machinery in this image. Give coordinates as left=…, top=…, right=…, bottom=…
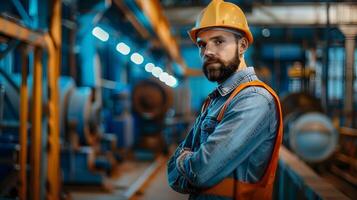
left=0, top=1, right=180, bottom=199
left=59, top=76, right=118, bottom=185
left=0, top=72, right=118, bottom=187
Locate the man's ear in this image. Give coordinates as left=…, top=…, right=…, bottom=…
left=238, top=37, right=249, bottom=55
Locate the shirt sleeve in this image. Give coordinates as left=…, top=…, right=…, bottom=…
left=167, top=125, right=200, bottom=193
left=176, top=91, right=275, bottom=188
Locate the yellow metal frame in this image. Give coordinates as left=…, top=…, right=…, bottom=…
left=45, top=0, right=61, bottom=198
left=113, top=0, right=151, bottom=40
left=0, top=18, right=47, bottom=48
left=19, top=47, right=29, bottom=200
left=0, top=0, right=61, bottom=199
left=30, top=47, right=43, bottom=200
left=135, top=0, right=202, bottom=77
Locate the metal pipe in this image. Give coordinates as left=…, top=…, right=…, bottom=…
left=19, top=46, right=29, bottom=200
left=0, top=17, right=46, bottom=48
left=30, top=47, right=42, bottom=200
left=46, top=0, right=61, bottom=198
left=113, top=0, right=151, bottom=39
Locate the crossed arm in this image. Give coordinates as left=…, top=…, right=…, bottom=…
left=167, top=92, right=272, bottom=193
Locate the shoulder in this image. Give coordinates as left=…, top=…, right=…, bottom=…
left=232, top=85, right=276, bottom=108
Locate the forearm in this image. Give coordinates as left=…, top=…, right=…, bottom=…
left=167, top=129, right=200, bottom=193
left=176, top=94, right=271, bottom=188
left=167, top=151, right=198, bottom=194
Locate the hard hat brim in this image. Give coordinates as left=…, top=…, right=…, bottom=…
left=189, top=25, right=254, bottom=45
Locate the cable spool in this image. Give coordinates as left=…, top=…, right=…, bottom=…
left=132, top=79, right=173, bottom=121
left=132, top=79, right=173, bottom=153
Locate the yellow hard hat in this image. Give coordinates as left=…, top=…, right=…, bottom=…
left=189, top=0, right=253, bottom=44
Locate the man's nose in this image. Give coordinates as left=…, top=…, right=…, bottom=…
left=202, top=46, right=215, bottom=59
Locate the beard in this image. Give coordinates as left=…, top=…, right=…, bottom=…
left=202, top=49, right=240, bottom=83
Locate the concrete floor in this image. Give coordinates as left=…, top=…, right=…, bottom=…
left=69, top=158, right=187, bottom=200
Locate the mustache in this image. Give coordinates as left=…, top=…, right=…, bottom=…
left=203, top=57, right=223, bottom=67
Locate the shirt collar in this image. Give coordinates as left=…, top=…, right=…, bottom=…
left=217, top=67, right=257, bottom=96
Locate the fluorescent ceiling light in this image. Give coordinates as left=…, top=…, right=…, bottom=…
left=159, top=72, right=169, bottom=82
left=92, top=27, right=109, bottom=42
left=116, top=42, right=130, bottom=55
left=152, top=67, right=163, bottom=78
left=130, top=52, right=144, bottom=65
left=145, top=63, right=155, bottom=72
left=166, top=75, right=177, bottom=87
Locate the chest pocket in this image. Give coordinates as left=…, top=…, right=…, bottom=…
left=200, top=116, right=218, bottom=143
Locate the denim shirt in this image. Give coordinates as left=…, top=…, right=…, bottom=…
left=167, top=67, right=278, bottom=200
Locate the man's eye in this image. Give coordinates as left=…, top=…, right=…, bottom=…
left=197, top=43, right=206, bottom=49
left=215, top=40, right=223, bottom=45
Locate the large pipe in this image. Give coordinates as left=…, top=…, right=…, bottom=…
left=30, top=47, right=42, bottom=200
left=19, top=47, right=29, bottom=200
left=289, top=113, right=338, bottom=163
left=0, top=17, right=46, bottom=48
left=281, top=93, right=338, bottom=163
left=46, top=0, right=62, bottom=198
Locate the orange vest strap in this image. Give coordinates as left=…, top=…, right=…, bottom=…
left=201, top=80, right=284, bottom=199
left=201, top=98, right=211, bottom=113
left=217, top=80, right=275, bottom=122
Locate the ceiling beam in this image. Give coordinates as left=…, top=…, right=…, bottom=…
left=164, top=3, right=357, bottom=27
left=113, top=0, right=151, bottom=39
left=0, top=17, right=47, bottom=48
left=134, top=0, right=201, bottom=76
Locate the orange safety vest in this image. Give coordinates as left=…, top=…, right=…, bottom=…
left=200, top=80, right=283, bottom=200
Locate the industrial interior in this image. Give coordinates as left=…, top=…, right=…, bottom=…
left=0, top=0, right=356, bottom=199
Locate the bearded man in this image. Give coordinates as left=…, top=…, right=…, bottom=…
left=167, top=0, right=283, bottom=199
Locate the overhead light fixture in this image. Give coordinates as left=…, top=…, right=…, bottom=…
left=159, top=72, right=169, bottom=82
left=130, top=52, right=144, bottom=65
left=92, top=26, right=109, bottom=42
left=152, top=67, right=163, bottom=77
left=166, top=75, right=177, bottom=87
left=116, top=42, right=130, bottom=55
left=145, top=63, right=155, bottom=72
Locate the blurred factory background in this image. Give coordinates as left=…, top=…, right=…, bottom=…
left=0, top=0, right=356, bottom=199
